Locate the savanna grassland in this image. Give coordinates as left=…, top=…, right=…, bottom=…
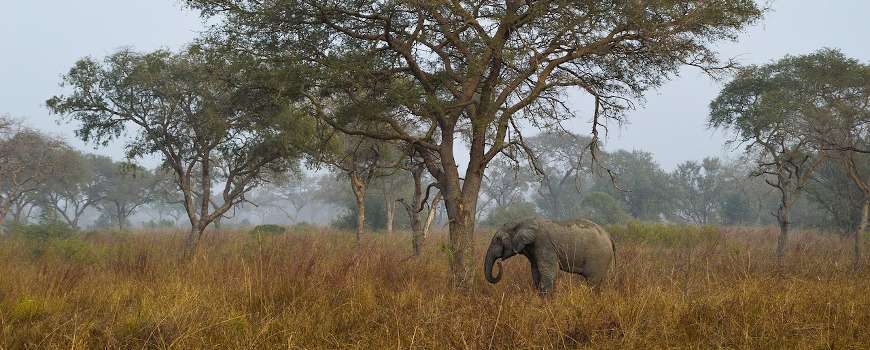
left=1, top=224, right=869, bottom=349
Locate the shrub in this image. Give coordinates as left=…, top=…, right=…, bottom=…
left=291, top=222, right=316, bottom=232
left=9, top=222, right=76, bottom=240
left=47, top=238, right=103, bottom=263
left=606, top=220, right=721, bottom=247
left=580, top=191, right=632, bottom=225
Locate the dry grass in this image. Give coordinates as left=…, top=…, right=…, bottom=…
left=1, top=224, right=869, bottom=349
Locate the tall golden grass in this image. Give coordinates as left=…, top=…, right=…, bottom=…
left=1, top=224, right=868, bottom=349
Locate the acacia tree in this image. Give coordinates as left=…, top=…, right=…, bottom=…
left=527, top=131, right=594, bottom=220
left=249, top=174, right=317, bottom=224
left=0, top=121, right=67, bottom=228
left=597, top=150, right=672, bottom=220
left=397, top=158, right=428, bottom=256
left=97, top=164, right=158, bottom=230
left=480, top=157, right=530, bottom=212
left=321, top=135, right=396, bottom=242
left=48, top=45, right=311, bottom=250
left=39, top=153, right=114, bottom=228
left=375, top=165, right=409, bottom=234
left=189, top=0, right=765, bottom=287
left=789, top=49, right=870, bottom=269
left=710, top=58, right=829, bottom=263
left=396, top=147, right=446, bottom=256
left=670, top=157, right=725, bottom=224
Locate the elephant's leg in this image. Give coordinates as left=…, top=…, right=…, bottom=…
left=529, top=259, right=541, bottom=290
left=586, top=273, right=605, bottom=293
left=536, top=257, right=559, bottom=295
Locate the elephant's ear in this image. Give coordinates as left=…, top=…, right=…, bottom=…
left=510, top=224, right=536, bottom=253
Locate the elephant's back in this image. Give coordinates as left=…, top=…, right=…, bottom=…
left=554, top=219, right=610, bottom=242
left=548, top=218, right=613, bottom=255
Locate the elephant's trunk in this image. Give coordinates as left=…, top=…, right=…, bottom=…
left=484, top=245, right=503, bottom=284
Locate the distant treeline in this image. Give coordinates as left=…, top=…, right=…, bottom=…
left=317, top=131, right=868, bottom=235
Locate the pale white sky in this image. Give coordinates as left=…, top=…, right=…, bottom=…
left=2, top=1, right=869, bottom=170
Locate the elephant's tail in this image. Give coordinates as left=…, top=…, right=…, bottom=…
left=609, top=236, right=616, bottom=270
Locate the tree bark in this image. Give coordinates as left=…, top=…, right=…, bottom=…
left=0, top=199, right=8, bottom=224
left=355, top=197, right=365, bottom=242
left=445, top=203, right=476, bottom=288
left=423, top=192, right=442, bottom=238
left=385, top=196, right=394, bottom=234
left=116, top=202, right=126, bottom=231
left=410, top=214, right=423, bottom=256
left=405, top=165, right=425, bottom=256
left=854, top=199, right=868, bottom=271
left=441, top=170, right=482, bottom=289
left=184, top=225, right=202, bottom=256
left=775, top=204, right=790, bottom=265
left=350, top=173, right=366, bottom=243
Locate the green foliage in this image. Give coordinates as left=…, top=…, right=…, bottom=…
left=579, top=191, right=631, bottom=225
left=669, top=158, right=725, bottom=224
left=484, top=202, right=538, bottom=227
left=595, top=150, right=673, bottom=220
left=47, top=43, right=314, bottom=237
left=6, top=216, right=108, bottom=264
left=710, top=49, right=870, bottom=232
left=719, top=190, right=756, bottom=225
left=9, top=221, right=76, bottom=241
left=331, top=196, right=388, bottom=231
left=606, top=221, right=721, bottom=247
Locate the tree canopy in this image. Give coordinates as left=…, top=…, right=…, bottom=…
left=186, top=0, right=765, bottom=286
left=47, top=44, right=314, bottom=248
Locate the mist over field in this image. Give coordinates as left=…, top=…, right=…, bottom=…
left=2, top=1, right=870, bottom=348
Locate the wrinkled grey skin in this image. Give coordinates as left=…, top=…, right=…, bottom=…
left=484, top=217, right=615, bottom=294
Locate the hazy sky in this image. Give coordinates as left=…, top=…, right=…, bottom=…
left=2, top=1, right=869, bottom=170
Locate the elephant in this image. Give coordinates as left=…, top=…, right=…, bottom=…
left=484, top=217, right=615, bottom=294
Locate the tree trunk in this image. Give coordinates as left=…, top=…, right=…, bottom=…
left=775, top=204, right=790, bottom=265
left=355, top=197, right=365, bottom=242
left=184, top=225, right=202, bottom=256
left=385, top=197, right=394, bottom=234
left=410, top=217, right=423, bottom=256
left=0, top=199, right=10, bottom=228
left=441, top=171, right=482, bottom=289
left=445, top=202, right=476, bottom=288
left=116, top=203, right=126, bottom=231
left=854, top=199, right=868, bottom=271
left=406, top=166, right=425, bottom=256
left=8, top=199, right=29, bottom=225
left=350, top=173, right=366, bottom=243
left=423, top=192, right=442, bottom=238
